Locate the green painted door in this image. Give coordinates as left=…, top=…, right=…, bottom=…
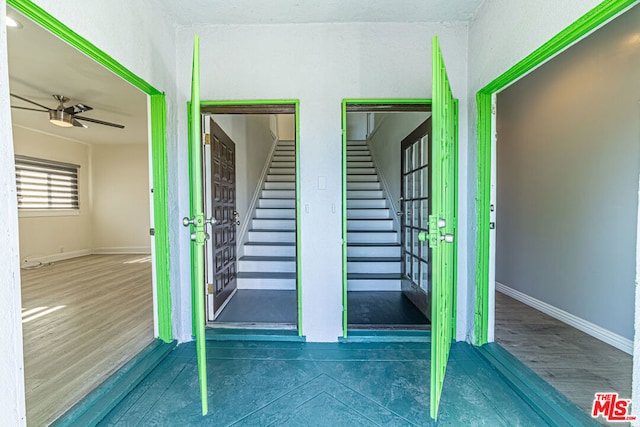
left=428, top=36, right=457, bottom=420
left=186, top=35, right=209, bottom=415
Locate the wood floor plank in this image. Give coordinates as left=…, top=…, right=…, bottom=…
left=495, top=291, right=632, bottom=417
left=21, top=254, right=154, bottom=426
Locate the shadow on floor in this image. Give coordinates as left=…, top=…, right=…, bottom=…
left=348, top=291, right=429, bottom=329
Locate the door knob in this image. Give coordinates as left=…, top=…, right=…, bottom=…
left=440, top=234, right=454, bottom=243
left=205, top=217, right=217, bottom=225
left=182, top=216, right=195, bottom=227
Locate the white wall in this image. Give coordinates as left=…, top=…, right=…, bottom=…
left=92, top=143, right=151, bottom=253
left=367, top=112, right=430, bottom=213
left=0, top=2, right=26, bottom=424
left=346, top=112, right=368, bottom=140
left=13, top=126, right=93, bottom=263
left=467, top=0, right=606, bottom=343
left=277, top=114, right=295, bottom=141
left=176, top=22, right=469, bottom=341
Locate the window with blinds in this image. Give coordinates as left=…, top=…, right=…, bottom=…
left=15, top=156, right=80, bottom=210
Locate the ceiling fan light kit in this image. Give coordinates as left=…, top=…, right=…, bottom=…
left=49, top=109, right=75, bottom=127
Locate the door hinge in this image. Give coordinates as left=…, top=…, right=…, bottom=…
left=207, top=283, right=214, bottom=294
left=149, top=228, right=155, bottom=236
left=204, top=134, right=211, bottom=145
left=489, top=222, right=496, bottom=230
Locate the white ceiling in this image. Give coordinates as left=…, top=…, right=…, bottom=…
left=158, top=0, right=485, bottom=25
left=6, top=8, right=148, bottom=145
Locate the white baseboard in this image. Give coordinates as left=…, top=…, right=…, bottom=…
left=22, top=249, right=93, bottom=267
left=496, top=282, right=633, bottom=355
left=92, top=247, right=151, bottom=255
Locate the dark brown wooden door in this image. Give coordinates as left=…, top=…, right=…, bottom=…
left=206, top=119, right=237, bottom=317
left=400, top=117, right=432, bottom=320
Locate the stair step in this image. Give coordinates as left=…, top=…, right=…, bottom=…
left=347, top=190, right=384, bottom=199
left=244, top=242, right=296, bottom=257
left=346, top=155, right=372, bottom=162
left=347, top=146, right=369, bottom=151
left=347, top=140, right=368, bottom=146
left=248, top=229, right=296, bottom=242
left=269, top=167, right=296, bottom=175
left=347, top=259, right=401, bottom=274
left=347, top=175, right=378, bottom=182
left=238, top=256, right=296, bottom=273
left=347, top=161, right=374, bottom=168
left=255, top=208, right=296, bottom=219
left=275, top=148, right=295, bottom=154
left=262, top=189, right=295, bottom=199
left=258, top=199, right=296, bottom=208
left=264, top=181, right=296, bottom=190
left=347, top=208, right=390, bottom=219
left=252, top=218, right=296, bottom=230
left=347, top=244, right=401, bottom=257
left=271, top=161, right=296, bottom=168
left=347, top=219, right=394, bottom=231
left=278, top=140, right=295, bottom=146
left=272, top=155, right=295, bottom=162
left=237, top=272, right=296, bottom=290
left=349, top=168, right=376, bottom=175
left=347, top=182, right=381, bottom=190
left=266, top=174, right=295, bottom=182
left=347, top=230, right=398, bottom=244
left=347, top=199, right=387, bottom=209
left=347, top=273, right=402, bottom=291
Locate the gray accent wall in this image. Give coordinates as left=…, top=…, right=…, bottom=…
left=496, top=5, right=640, bottom=340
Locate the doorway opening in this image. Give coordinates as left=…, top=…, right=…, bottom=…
left=7, top=5, right=162, bottom=425
left=342, top=102, right=432, bottom=331
left=200, top=103, right=300, bottom=332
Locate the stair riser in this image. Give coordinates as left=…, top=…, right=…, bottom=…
left=269, top=168, right=296, bottom=175
left=278, top=140, right=295, bottom=145
left=347, top=175, right=378, bottom=182
left=256, top=208, right=296, bottom=219
left=272, top=156, right=295, bottom=162
left=347, top=246, right=401, bottom=257
left=346, top=156, right=372, bottom=162
left=349, top=168, right=376, bottom=174
left=347, top=209, right=390, bottom=219
left=248, top=231, right=295, bottom=242
left=258, top=199, right=296, bottom=208
left=244, top=245, right=296, bottom=257
left=267, top=175, right=295, bottom=182
left=262, top=190, right=295, bottom=199
left=347, top=232, right=398, bottom=244
left=347, top=279, right=401, bottom=291
left=237, top=277, right=296, bottom=290
left=347, top=220, right=394, bottom=231
left=272, top=162, right=296, bottom=168
left=347, top=162, right=374, bottom=168
left=238, top=260, right=296, bottom=273
left=348, top=199, right=387, bottom=209
left=348, top=190, right=384, bottom=199
left=347, top=262, right=401, bottom=274
left=264, top=182, right=296, bottom=190
left=347, top=182, right=381, bottom=190
left=252, top=219, right=296, bottom=230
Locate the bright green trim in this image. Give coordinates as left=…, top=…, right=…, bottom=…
left=341, top=98, right=433, bottom=339
left=452, top=99, right=459, bottom=340
left=150, top=94, right=172, bottom=342
left=188, top=99, right=302, bottom=334
left=294, top=101, right=302, bottom=336
left=341, top=100, right=348, bottom=338
left=7, top=0, right=172, bottom=340
left=474, top=0, right=636, bottom=346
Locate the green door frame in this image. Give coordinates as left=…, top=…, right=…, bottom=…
left=474, top=0, right=638, bottom=345
left=340, top=98, right=432, bottom=338
left=8, top=0, right=173, bottom=341
left=187, top=99, right=303, bottom=335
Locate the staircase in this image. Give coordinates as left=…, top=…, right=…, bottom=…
left=237, top=140, right=297, bottom=290
left=346, top=140, right=402, bottom=291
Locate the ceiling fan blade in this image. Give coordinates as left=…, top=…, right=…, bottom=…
left=10, top=106, right=49, bottom=112
left=74, top=103, right=93, bottom=113
left=10, top=93, right=52, bottom=111
left=72, top=119, right=87, bottom=128
left=74, top=115, right=125, bottom=129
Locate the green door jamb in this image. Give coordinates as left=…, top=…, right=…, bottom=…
left=474, top=0, right=637, bottom=346
left=187, top=100, right=302, bottom=335
left=8, top=0, right=173, bottom=342
left=340, top=98, right=431, bottom=338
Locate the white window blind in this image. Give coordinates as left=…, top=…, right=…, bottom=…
left=15, top=155, right=80, bottom=210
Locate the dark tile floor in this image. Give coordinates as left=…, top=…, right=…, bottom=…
left=99, top=340, right=550, bottom=426
left=348, top=291, right=429, bottom=329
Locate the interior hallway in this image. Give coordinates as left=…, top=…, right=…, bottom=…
left=495, top=291, right=632, bottom=416
left=21, top=254, right=154, bottom=426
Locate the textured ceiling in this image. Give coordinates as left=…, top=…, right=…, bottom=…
left=6, top=8, right=148, bottom=145
left=158, top=0, right=485, bottom=25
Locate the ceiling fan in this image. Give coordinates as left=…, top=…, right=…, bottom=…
left=10, top=93, right=125, bottom=129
